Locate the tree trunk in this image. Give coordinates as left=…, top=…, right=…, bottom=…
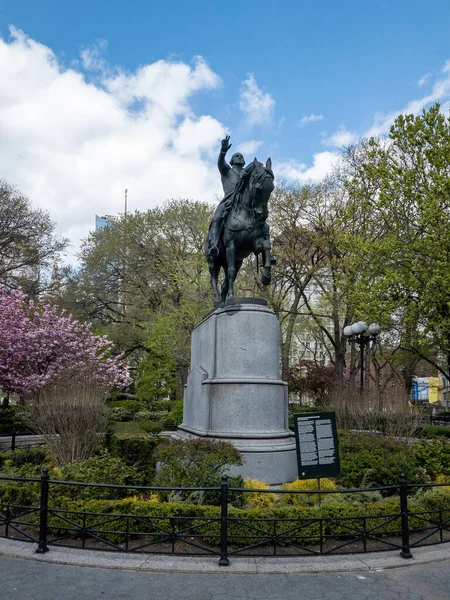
left=281, top=289, right=302, bottom=380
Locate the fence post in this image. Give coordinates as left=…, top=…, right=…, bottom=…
left=11, top=431, right=16, bottom=452
left=219, top=475, right=229, bottom=566
left=36, top=468, right=50, bottom=554
left=399, top=473, right=412, bottom=559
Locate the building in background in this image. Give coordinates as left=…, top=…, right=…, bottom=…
left=95, top=215, right=116, bottom=231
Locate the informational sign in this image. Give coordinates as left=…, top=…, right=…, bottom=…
left=293, top=412, right=340, bottom=479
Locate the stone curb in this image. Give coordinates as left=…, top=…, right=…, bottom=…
left=1, top=537, right=450, bottom=574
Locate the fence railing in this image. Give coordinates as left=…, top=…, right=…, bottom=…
left=0, top=433, right=45, bottom=453
left=1, top=471, right=449, bottom=565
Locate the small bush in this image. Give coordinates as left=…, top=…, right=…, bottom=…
left=337, top=432, right=428, bottom=493
left=8, top=448, right=47, bottom=468
left=108, top=407, right=133, bottom=422
left=57, top=451, right=139, bottom=500
left=138, top=421, right=164, bottom=434
left=243, top=479, right=276, bottom=508
left=0, top=406, right=29, bottom=433
left=106, top=435, right=158, bottom=485
left=280, top=478, right=338, bottom=506
left=134, top=410, right=168, bottom=422
left=154, top=439, right=243, bottom=504
left=107, top=400, right=147, bottom=414
left=150, top=400, right=172, bottom=412
left=412, top=438, right=450, bottom=479
left=171, top=400, right=184, bottom=426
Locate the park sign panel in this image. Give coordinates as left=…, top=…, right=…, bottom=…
left=293, top=412, right=340, bottom=479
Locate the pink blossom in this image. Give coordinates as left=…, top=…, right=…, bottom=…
left=0, top=286, right=129, bottom=396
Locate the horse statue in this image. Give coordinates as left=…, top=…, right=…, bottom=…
left=205, top=157, right=275, bottom=305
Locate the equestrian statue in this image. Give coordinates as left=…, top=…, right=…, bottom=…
left=205, top=135, right=275, bottom=305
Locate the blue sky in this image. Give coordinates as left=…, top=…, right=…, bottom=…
left=0, top=1, right=449, bottom=259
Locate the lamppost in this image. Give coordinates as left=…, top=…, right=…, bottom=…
left=343, top=321, right=381, bottom=392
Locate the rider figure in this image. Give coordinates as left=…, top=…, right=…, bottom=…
left=208, top=135, right=245, bottom=257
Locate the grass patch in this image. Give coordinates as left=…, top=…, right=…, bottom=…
left=110, top=421, right=152, bottom=438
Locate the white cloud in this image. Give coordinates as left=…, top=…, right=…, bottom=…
left=366, top=62, right=450, bottom=137
left=239, top=74, right=275, bottom=126
left=322, top=126, right=358, bottom=148
left=418, top=72, right=430, bottom=87
left=277, top=151, right=340, bottom=183
left=80, top=39, right=108, bottom=72
left=237, top=140, right=263, bottom=156
left=0, top=28, right=225, bottom=263
left=299, top=113, right=324, bottom=125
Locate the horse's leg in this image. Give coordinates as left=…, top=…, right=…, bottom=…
left=261, top=223, right=272, bottom=286
left=208, top=258, right=221, bottom=304
left=225, top=241, right=237, bottom=298
left=220, top=263, right=229, bottom=302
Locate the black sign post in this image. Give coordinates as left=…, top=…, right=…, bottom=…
left=293, top=412, right=340, bottom=480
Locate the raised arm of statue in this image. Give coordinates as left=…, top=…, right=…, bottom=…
left=218, top=135, right=232, bottom=176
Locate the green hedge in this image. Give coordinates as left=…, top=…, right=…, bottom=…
left=40, top=489, right=450, bottom=548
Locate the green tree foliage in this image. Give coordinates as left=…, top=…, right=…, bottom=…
left=64, top=200, right=214, bottom=394
left=344, top=104, right=450, bottom=380
left=266, top=180, right=365, bottom=383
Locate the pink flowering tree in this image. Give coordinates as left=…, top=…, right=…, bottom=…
left=0, top=286, right=128, bottom=397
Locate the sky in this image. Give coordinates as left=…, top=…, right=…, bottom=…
left=1, top=0, right=450, bottom=263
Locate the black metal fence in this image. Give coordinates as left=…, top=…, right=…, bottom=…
left=1, top=472, right=449, bottom=565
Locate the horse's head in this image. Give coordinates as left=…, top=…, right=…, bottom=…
left=249, top=157, right=274, bottom=217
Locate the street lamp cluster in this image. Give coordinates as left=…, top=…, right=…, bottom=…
left=343, top=321, right=381, bottom=392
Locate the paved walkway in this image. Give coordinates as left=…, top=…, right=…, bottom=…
left=1, top=539, right=450, bottom=599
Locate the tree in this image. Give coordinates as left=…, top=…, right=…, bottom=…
left=344, top=104, right=450, bottom=381
left=0, top=286, right=127, bottom=397
left=286, top=360, right=335, bottom=404
left=65, top=200, right=215, bottom=395
left=266, top=180, right=364, bottom=384
left=0, top=180, right=67, bottom=295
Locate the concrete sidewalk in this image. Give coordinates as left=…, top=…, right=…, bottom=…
left=1, top=536, right=450, bottom=574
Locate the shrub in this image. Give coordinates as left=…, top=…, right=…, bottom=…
left=243, top=479, right=276, bottom=508
left=412, top=438, right=450, bottom=479
left=106, top=435, right=158, bottom=485
left=154, top=439, right=243, bottom=504
left=171, top=400, right=184, bottom=426
left=139, top=421, right=164, bottom=434
left=107, top=400, right=147, bottom=414
left=149, top=400, right=172, bottom=412
left=280, top=478, right=338, bottom=506
left=23, top=380, right=108, bottom=466
left=7, top=448, right=47, bottom=468
left=337, top=432, right=428, bottom=493
left=0, top=406, right=29, bottom=433
left=57, top=451, right=139, bottom=500
left=39, top=489, right=450, bottom=549
left=134, top=410, right=168, bottom=422
left=108, top=407, right=133, bottom=422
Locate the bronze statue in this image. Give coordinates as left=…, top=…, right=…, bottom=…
left=205, top=136, right=275, bottom=304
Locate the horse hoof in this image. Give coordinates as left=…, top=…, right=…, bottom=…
left=261, top=274, right=271, bottom=286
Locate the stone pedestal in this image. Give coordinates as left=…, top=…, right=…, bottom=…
left=173, top=299, right=297, bottom=485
